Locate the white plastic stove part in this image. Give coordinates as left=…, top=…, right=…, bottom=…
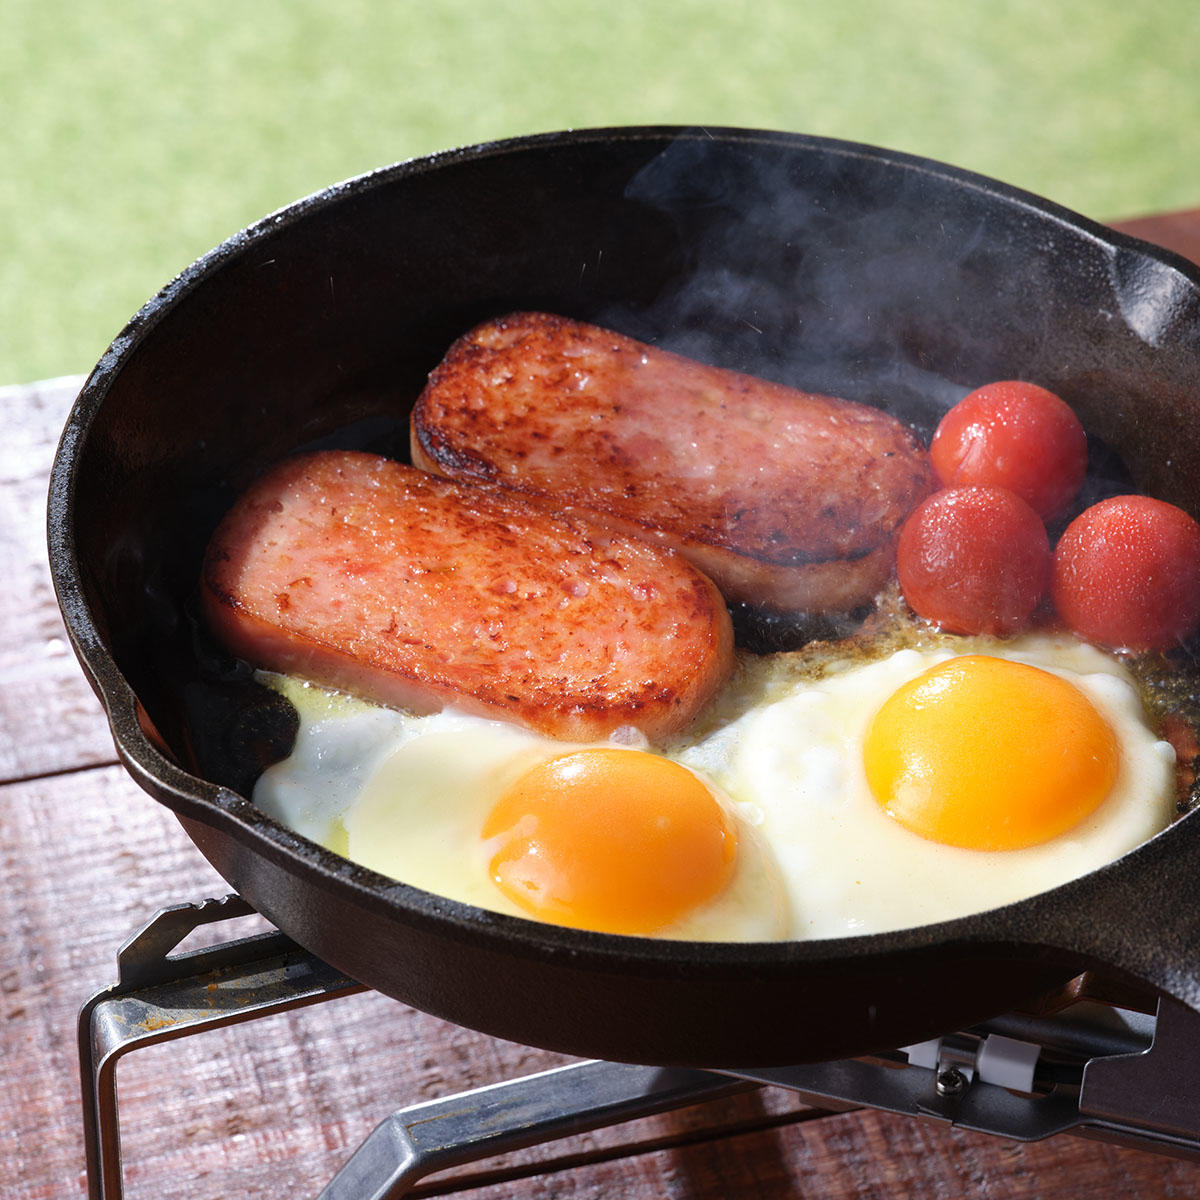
left=903, top=1030, right=1043, bottom=1093
left=79, top=897, right=1200, bottom=1200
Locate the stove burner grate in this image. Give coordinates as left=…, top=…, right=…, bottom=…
left=79, top=896, right=1200, bottom=1199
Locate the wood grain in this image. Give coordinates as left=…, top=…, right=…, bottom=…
left=0, top=376, right=118, bottom=782
left=8, top=215, right=1200, bottom=1197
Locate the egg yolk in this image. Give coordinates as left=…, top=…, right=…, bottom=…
left=482, top=748, right=737, bottom=935
left=863, top=655, right=1119, bottom=851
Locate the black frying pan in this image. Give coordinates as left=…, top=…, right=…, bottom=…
left=47, top=127, right=1200, bottom=1067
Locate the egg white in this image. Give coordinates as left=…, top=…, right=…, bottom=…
left=253, top=678, right=788, bottom=941
left=252, top=631, right=1176, bottom=942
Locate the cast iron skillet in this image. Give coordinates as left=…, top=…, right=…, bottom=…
left=47, top=127, right=1200, bottom=1068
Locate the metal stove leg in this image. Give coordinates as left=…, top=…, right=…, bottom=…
left=80, top=898, right=745, bottom=1200
left=79, top=895, right=362, bottom=1200
left=316, top=1059, right=752, bottom=1200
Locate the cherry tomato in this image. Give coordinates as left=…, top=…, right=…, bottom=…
left=897, top=486, right=1050, bottom=635
left=930, top=381, right=1087, bottom=522
left=1051, top=495, right=1200, bottom=652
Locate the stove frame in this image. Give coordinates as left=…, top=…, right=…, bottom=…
left=79, top=896, right=1200, bottom=1199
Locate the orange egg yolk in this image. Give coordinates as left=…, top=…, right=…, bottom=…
left=482, top=748, right=737, bottom=935
left=863, top=655, right=1119, bottom=851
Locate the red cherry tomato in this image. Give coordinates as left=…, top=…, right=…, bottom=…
left=931, top=381, right=1087, bottom=522
left=1051, top=495, right=1200, bottom=652
left=897, top=486, right=1050, bottom=635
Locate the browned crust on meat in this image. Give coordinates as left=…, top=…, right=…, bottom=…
left=411, top=312, right=933, bottom=613
left=201, top=450, right=734, bottom=741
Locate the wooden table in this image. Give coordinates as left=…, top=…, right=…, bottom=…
left=6, top=209, right=1200, bottom=1200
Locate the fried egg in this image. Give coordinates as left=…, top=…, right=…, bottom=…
left=253, top=631, right=1176, bottom=942
left=253, top=681, right=788, bottom=940
left=671, top=632, right=1176, bottom=937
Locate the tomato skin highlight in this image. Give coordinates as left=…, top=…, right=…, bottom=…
left=930, top=381, right=1087, bottom=522
left=1051, top=495, right=1200, bottom=652
left=897, top=486, right=1050, bottom=635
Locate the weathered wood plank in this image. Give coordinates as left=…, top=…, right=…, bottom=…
left=434, top=1111, right=1200, bottom=1199
left=0, top=375, right=120, bottom=782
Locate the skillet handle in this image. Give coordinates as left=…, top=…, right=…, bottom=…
left=989, top=814, right=1200, bottom=1011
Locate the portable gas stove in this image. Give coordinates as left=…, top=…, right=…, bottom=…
left=80, top=894, right=1200, bottom=1200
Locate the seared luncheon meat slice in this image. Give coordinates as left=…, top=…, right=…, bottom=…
left=411, top=312, right=933, bottom=614
left=201, top=450, right=733, bottom=740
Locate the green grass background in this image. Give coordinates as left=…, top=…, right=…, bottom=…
left=5, top=0, right=1199, bottom=385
